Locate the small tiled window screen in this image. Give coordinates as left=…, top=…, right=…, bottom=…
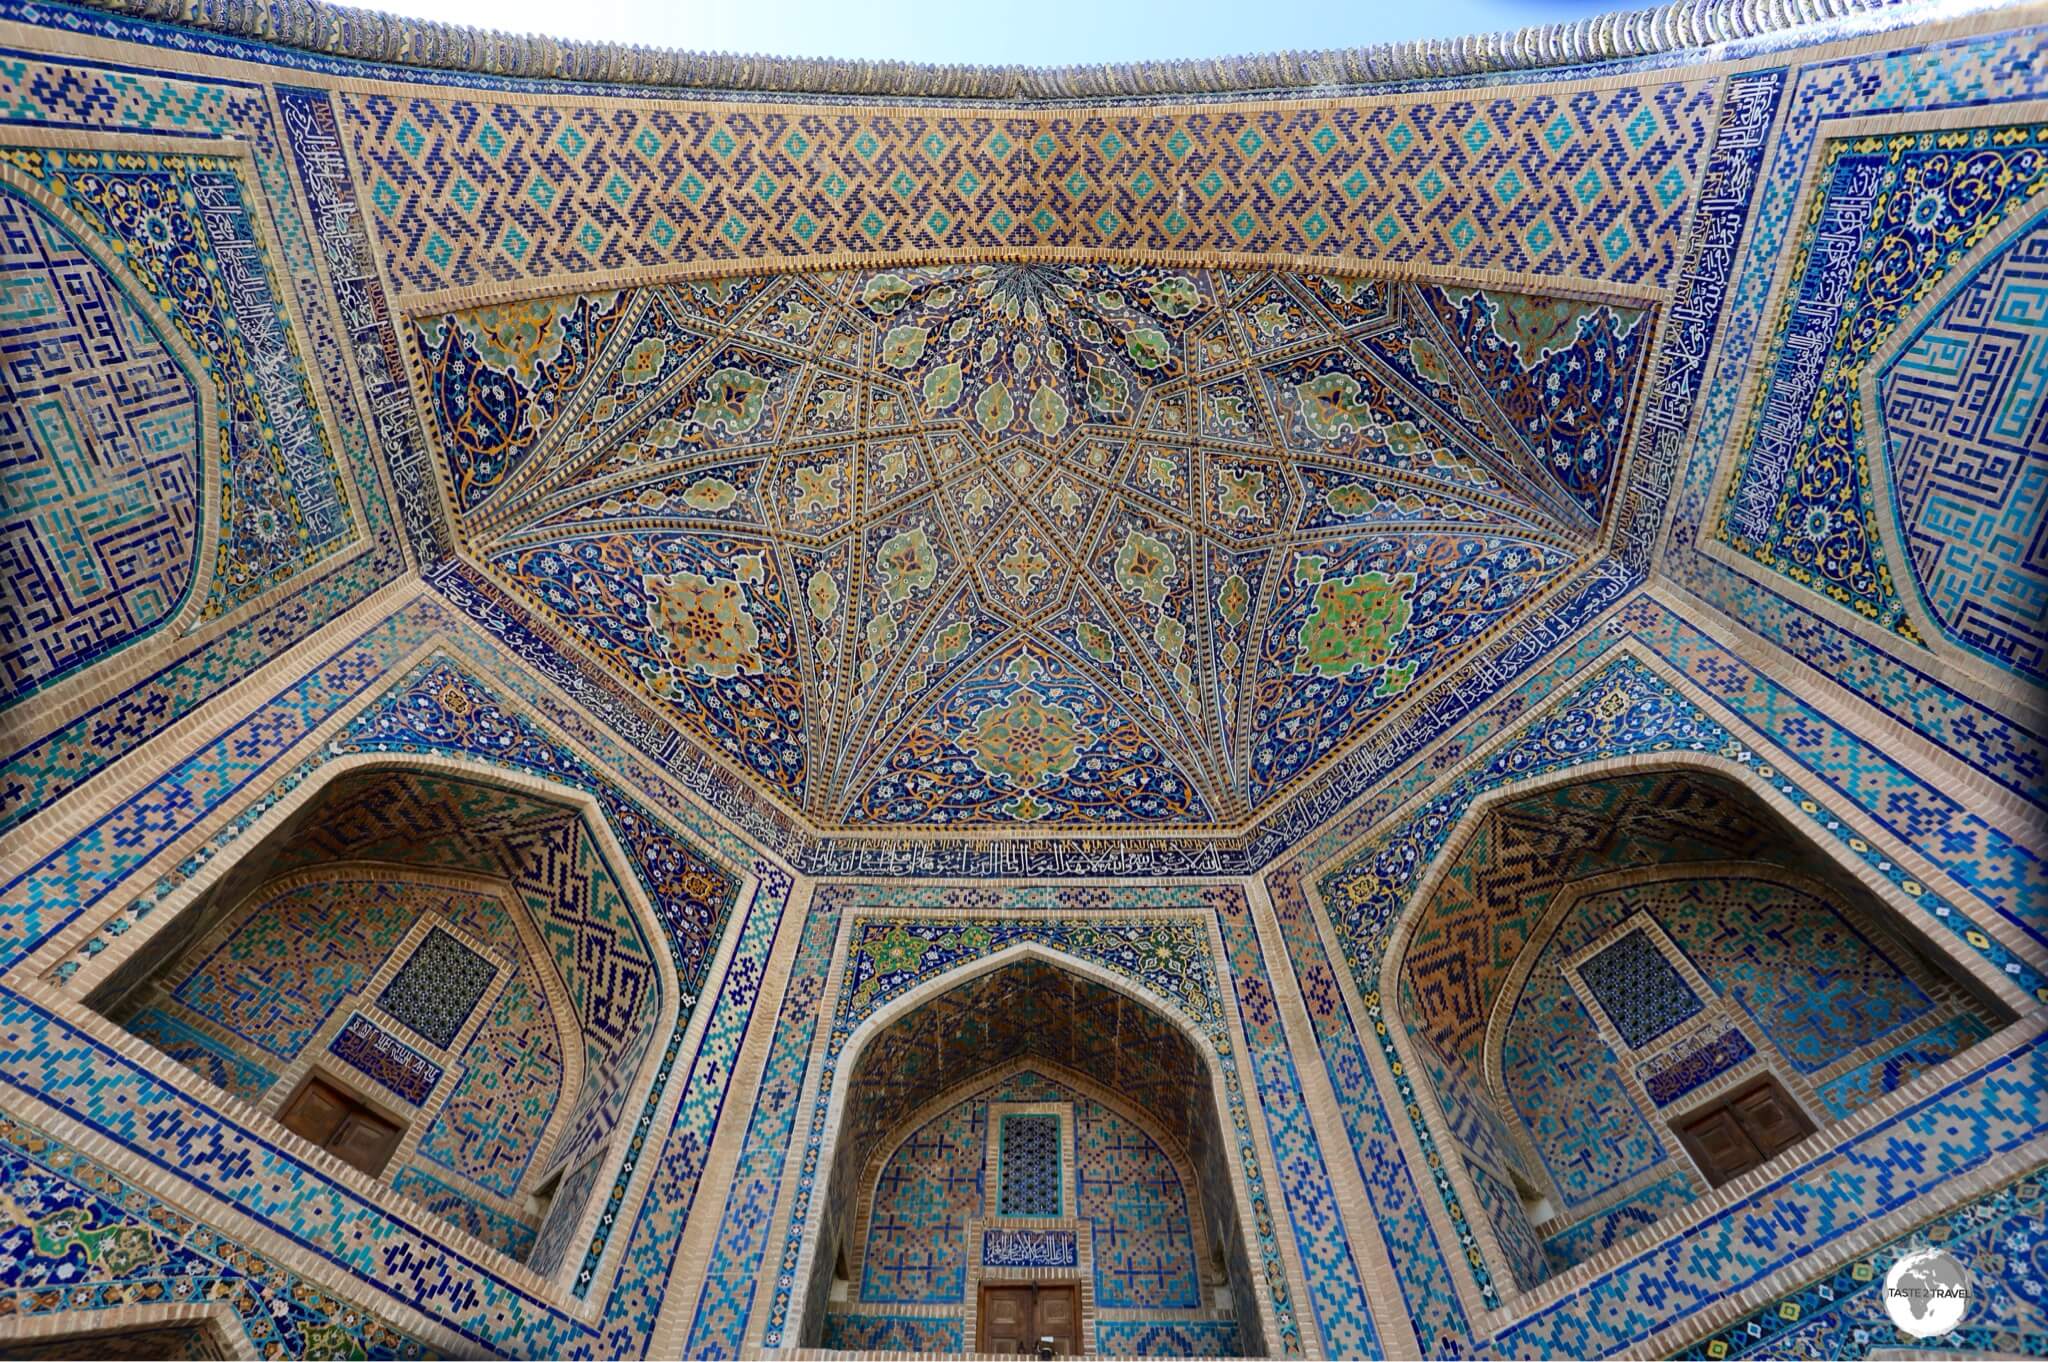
left=1577, top=927, right=1704, bottom=1049
left=997, top=1113, right=1061, bottom=1217
left=377, top=927, right=494, bottom=1049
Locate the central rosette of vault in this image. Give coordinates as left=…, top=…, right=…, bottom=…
left=413, top=262, right=1649, bottom=832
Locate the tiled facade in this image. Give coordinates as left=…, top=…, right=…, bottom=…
left=0, top=1, right=2044, bottom=1359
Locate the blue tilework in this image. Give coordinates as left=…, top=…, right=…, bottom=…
left=1096, top=1320, right=1243, bottom=1356
left=997, top=1113, right=1061, bottom=1218
left=1673, top=1173, right=2048, bottom=1359
left=0, top=1111, right=430, bottom=1356
left=378, top=927, right=496, bottom=1049
left=1578, top=929, right=1705, bottom=1049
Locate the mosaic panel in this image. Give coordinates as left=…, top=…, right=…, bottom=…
left=1276, top=635, right=2044, bottom=1345
left=1400, top=769, right=1781, bottom=1074
left=1652, top=877, right=1935, bottom=1074
left=1659, top=33, right=2048, bottom=860
left=0, top=187, right=201, bottom=703
left=1576, top=927, right=1705, bottom=1049
left=0, top=586, right=759, bottom=1358
left=1878, top=206, right=2048, bottom=683
left=819, top=1313, right=964, bottom=1351
left=758, top=911, right=1304, bottom=1354
left=1538, top=1170, right=1697, bottom=1271
left=859, top=1070, right=1201, bottom=1321
left=0, top=1112, right=428, bottom=1357
left=388, top=1165, right=538, bottom=1261
left=1639, top=1026, right=1755, bottom=1107
left=1506, top=940, right=1668, bottom=1211
left=415, top=972, right=564, bottom=1197
left=860, top=1097, right=982, bottom=1303
left=1814, top=1011, right=1994, bottom=1118
left=164, top=879, right=419, bottom=1059
left=526, top=1147, right=608, bottom=1279
left=997, top=1113, right=1061, bottom=1218
left=120, top=1006, right=277, bottom=1102
left=1673, top=1174, right=2048, bottom=1360
left=328, top=1012, right=442, bottom=1106
left=0, top=58, right=412, bottom=843
left=342, top=86, right=1710, bottom=296
left=0, top=145, right=356, bottom=622
left=376, top=926, right=496, bottom=1049
left=1715, top=122, right=2048, bottom=672
left=1074, top=1101, right=1200, bottom=1309
left=1096, top=1321, right=1243, bottom=1357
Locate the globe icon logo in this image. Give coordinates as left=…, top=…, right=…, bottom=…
left=1882, top=1247, right=1970, bottom=1339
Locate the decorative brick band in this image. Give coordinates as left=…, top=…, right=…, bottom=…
left=79, top=0, right=1910, bottom=99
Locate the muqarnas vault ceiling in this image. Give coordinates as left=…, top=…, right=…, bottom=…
left=418, top=264, right=1649, bottom=831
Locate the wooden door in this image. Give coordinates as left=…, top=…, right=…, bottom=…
left=1035, top=1284, right=1079, bottom=1355
left=977, top=1282, right=1081, bottom=1355
left=1674, top=1075, right=1815, bottom=1187
left=280, top=1076, right=403, bottom=1176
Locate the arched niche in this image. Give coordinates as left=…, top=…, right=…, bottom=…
left=1381, top=761, right=2017, bottom=1297
left=791, top=949, right=1274, bottom=1358
left=71, top=760, right=680, bottom=1285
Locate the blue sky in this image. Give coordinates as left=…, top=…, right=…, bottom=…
left=375, top=0, right=1619, bottom=65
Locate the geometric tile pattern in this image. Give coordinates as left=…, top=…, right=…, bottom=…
left=0, top=52, right=414, bottom=852
left=1652, top=877, right=1934, bottom=1074
left=0, top=587, right=751, bottom=1359
left=4, top=7, right=2047, bottom=1362
left=859, top=1070, right=1202, bottom=1327
left=861, top=1099, right=982, bottom=1303
left=1098, top=1320, right=1243, bottom=1356
left=0, top=186, right=201, bottom=703
left=750, top=903, right=1308, bottom=1355
left=996, top=1113, right=1061, bottom=1218
left=164, top=878, right=421, bottom=1060
left=1878, top=207, right=2048, bottom=685
left=0, top=1112, right=428, bottom=1358
left=1074, top=1098, right=1200, bottom=1308
left=1712, top=122, right=2048, bottom=672
left=1673, top=1173, right=2048, bottom=1360
left=1576, top=927, right=1704, bottom=1049
left=376, top=925, right=496, bottom=1049
left=415, top=970, right=564, bottom=1197
left=390, top=1164, right=539, bottom=1260
left=1297, top=638, right=2042, bottom=1343
left=1813, top=1011, right=1993, bottom=1119
left=1661, top=30, right=2048, bottom=864
left=1497, top=865, right=1991, bottom=1272
left=420, top=265, right=1642, bottom=829
left=1504, top=951, right=1668, bottom=1212
left=0, top=146, right=357, bottom=624
left=342, top=85, right=1710, bottom=297
left=1537, top=1170, right=1698, bottom=1272
left=819, top=1314, right=964, bottom=1351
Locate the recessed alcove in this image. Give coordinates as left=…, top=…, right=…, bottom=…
left=801, top=958, right=1261, bottom=1357
left=78, top=766, right=667, bottom=1276
left=1386, top=765, right=2016, bottom=1294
